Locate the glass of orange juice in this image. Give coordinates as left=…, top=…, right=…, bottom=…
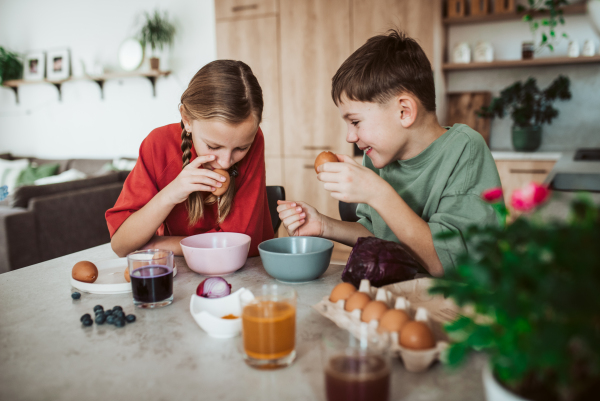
left=241, top=284, right=297, bottom=369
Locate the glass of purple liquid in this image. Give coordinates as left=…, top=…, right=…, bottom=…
left=127, top=250, right=174, bottom=308
left=321, top=327, right=391, bottom=401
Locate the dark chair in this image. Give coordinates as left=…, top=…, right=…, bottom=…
left=339, top=201, right=359, bottom=223
left=266, top=186, right=285, bottom=233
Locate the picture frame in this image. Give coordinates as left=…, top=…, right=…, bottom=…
left=46, top=48, right=71, bottom=81
left=23, top=52, right=46, bottom=81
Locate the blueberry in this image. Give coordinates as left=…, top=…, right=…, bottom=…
left=71, top=292, right=81, bottom=300
left=80, top=313, right=91, bottom=322
left=115, top=318, right=125, bottom=328
left=93, top=305, right=103, bottom=312
left=104, top=309, right=113, bottom=316
left=106, top=315, right=115, bottom=324
left=82, top=318, right=93, bottom=327
left=125, top=314, right=136, bottom=323
left=113, top=306, right=123, bottom=312
left=114, top=310, right=124, bottom=318
left=95, top=315, right=106, bottom=324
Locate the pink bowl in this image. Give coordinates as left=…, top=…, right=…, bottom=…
left=180, top=232, right=251, bottom=276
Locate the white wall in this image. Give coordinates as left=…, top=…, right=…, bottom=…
left=0, top=0, right=216, bottom=159
left=447, top=11, right=600, bottom=151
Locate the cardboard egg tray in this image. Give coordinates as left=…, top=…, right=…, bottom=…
left=312, top=277, right=461, bottom=372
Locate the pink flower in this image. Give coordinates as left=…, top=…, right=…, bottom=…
left=511, top=182, right=551, bottom=212
left=481, top=187, right=504, bottom=203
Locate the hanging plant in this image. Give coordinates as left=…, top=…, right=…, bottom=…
left=518, top=0, right=570, bottom=52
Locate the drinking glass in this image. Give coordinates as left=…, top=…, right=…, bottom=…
left=321, top=327, right=391, bottom=401
left=127, top=249, right=174, bottom=308
left=241, top=284, right=297, bottom=369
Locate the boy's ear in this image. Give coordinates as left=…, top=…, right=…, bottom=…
left=397, top=95, right=418, bottom=128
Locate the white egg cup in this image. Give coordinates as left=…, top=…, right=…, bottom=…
left=189, top=288, right=254, bottom=338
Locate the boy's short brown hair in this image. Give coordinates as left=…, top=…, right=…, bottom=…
left=332, top=30, right=436, bottom=112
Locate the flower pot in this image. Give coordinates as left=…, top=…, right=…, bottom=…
left=511, top=125, right=542, bottom=152
left=483, top=364, right=530, bottom=401
left=150, top=57, right=160, bottom=71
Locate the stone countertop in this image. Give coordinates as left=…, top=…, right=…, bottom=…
left=491, top=151, right=563, bottom=161
left=0, top=244, right=486, bottom=401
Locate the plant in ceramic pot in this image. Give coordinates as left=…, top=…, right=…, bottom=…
left=0, top=46, right=23, bottom=85
left=478, top=75, right=571, bottom=152
left=138, top=9, right=176, bottom=71
left=430, top=184, right=600, bottom=401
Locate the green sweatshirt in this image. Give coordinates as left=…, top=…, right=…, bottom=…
left=356, top=123, right=502, bottom=274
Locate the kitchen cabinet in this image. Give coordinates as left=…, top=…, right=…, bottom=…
left=495, top=159, right=556, bottom=219
left=279, top=0, right=353, bottom=158
left=216, top=15, right=282, bottom=159
left=215, top=0, right=278, bottom=19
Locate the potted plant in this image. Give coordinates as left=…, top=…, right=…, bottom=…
left=0, top=46, right=23, bottom=85
left=430, top=184, right=600, bottom=401
left=478, top=75, right=571, bottom=152
left=518, top=0, right=571, bottom=53
left=138, top=9, right=176, bottom=71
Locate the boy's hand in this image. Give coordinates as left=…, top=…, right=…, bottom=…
left=277, top=200, right=324, bottom=237
left=317, top=154, right=387, bottom=205
left=163, top=155, right=228, bottom=205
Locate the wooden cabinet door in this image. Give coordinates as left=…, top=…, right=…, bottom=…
left=280, top=0, right=354, bottom=158
left=495, top=160, right=556, bottom=219
left=215, top=0, right=278, bottom=20
left=352, top=0, right=435, bottom=62
left=216, top=16, right=282, bottom=158
left=265, top=156, right=283, bottom=186
left=283, top=157, right=341, bottom=221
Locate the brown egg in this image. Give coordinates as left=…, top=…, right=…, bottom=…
left=314, top=151, right=338, bottom=173
left=399, top=321, right=436, bottom=350
left=378, top=309, right=411, bottom=333
left=329, top=282, right=357, bottom=303
left=211, top=169, right=231, bottom=196
left=361, top=301, right=389, bottom=323
left=124, top=268, right=130, bottom=283
left=344, top=291, right=371, bottom=312
left=72, top=261, right=98, bottom=283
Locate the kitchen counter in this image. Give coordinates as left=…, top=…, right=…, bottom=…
left=0, top=244, right=487, bottom=401
left=491, top=151, right=562, bottom=161
left=544, top=150, right=600, bottom=185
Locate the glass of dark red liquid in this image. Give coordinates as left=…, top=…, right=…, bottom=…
left=322, top=328, right=391, bottom=401
left=127, top=249, right=174, bottom=308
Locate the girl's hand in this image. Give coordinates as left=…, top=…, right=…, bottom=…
left=162, top=155, right=228, bottom=205
left=277, top=200, right=324, bottom=237
left=317, top=154, right=388, bottom=205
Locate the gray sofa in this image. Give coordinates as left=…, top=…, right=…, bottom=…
left=0, top=154, right=131, bottom=273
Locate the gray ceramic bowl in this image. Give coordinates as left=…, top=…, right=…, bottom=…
left=258, top=237, right=334, bottom=283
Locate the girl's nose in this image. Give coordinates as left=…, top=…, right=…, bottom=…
left=217, top=152, right=233, bottom=169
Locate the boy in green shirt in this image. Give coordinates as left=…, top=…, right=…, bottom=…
left=277, top=30, right=502, bottom=277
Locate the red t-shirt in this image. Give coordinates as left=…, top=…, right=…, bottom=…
left=105, top=123, right=274, bottom=257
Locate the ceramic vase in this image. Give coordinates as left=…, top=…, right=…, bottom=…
left=512, top=125, right=542, bottom=152
left=482, top=364, right=530, bottom=401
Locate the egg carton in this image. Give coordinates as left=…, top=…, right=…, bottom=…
left=312, top=278, right=450, bottom=373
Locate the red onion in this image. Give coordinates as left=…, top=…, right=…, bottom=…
left=196, top=277, right=232, bottom=298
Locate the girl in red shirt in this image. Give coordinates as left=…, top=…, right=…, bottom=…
left=106, top=60, right=274, bottom=257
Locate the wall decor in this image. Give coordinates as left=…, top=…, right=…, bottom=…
left=23, top=52, right=45, bottom=81
left=582, top=39, right=596, bottom=56
left=452, top=42, right=471, bottom=63
left=46, top=48, right=71, bottom=81
left=473, top=41, right=494, bottom=62
left=118, top=39, right=144, bottom=71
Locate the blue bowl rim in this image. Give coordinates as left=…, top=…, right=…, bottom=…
left=258, top=236, right=334, bottom=256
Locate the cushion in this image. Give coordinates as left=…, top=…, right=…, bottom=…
left=16, top=163, right=60, bottom=187
left=68, top=159, right=112, bottom=176
left=34, top=169, right=86, bottom=185
left=95, top=158, right=137, bottom=176
left=0, top=158, right=29, bottom=196
left=10, top=172, right=120, bottom=209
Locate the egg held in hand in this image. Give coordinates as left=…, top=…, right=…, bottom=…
left=72, top=261, right=98, bottom=283
left=211, top=169, right=231, bottom=196
left=399, top=321, right=436, bottom=350
left=314, top=151, right=338, bottom=173
left=329, top=282, right=357, bottom=303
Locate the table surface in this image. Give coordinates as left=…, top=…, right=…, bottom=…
left=0, top=243, right=486, bottom=401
